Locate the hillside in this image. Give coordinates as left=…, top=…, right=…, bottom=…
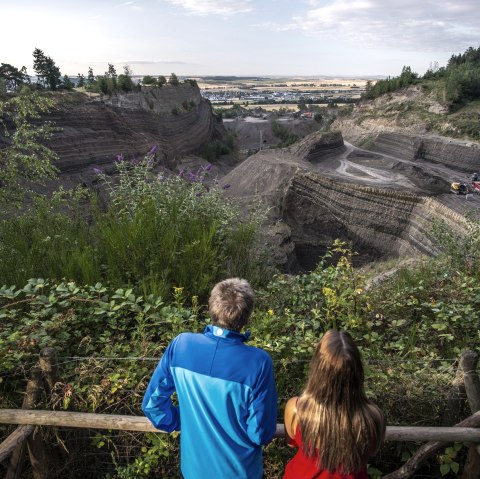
left=18, top=84, right=226, bottom=188
left=333, top=82, right=480, bottom=146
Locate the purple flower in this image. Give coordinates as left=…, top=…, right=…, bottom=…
left=115, top=154, right=124, bottom=163
left=131, top=157, right=139, bottom=165
left=222, top=184, right=231, bottom=190
left=178, top=169, right=185, bottom=178
left=188, top=172, right=197, bottom=182
left=93, top=167, right=102, bottom=175
left=148, top=145, right=159, bottom=155
left=204, top=163, right=213, bottom=172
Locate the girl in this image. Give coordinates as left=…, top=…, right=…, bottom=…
left=283, top=329, right=385, bottom=479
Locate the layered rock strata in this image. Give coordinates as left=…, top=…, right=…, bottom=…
left=42, top=84, right=223, bottom=177
left=223, top=130, right=472, bottom=271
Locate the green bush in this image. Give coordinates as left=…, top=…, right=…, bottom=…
left=0, top=158, right=266, bottom=300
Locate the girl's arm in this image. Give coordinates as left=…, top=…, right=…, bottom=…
left=284, top=396, right=299, bottom=443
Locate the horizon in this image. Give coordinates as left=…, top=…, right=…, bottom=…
left=2, top=1, right=479, bottom=78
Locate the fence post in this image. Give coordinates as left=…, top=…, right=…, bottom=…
left=39, top=347, right=61, bottom=400
left=461, top=351, right=480, bottom=479
left=442, top=353, right=468, bottom=426
left=6, top=367, right=43, bottom=479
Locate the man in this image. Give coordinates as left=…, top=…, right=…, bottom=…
left=142, top=278, right=278, bottom=479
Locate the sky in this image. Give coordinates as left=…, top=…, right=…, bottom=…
left=1, top=0, right=479, bottom=78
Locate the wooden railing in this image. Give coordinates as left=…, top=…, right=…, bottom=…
left=1, top=348, right=479, bottom=479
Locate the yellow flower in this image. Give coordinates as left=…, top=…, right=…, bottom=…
left=173, top=286, right=184, bottom=294
left=355, top=288, right=363, bottom=295
left=267, top=309, right=274, bottom=316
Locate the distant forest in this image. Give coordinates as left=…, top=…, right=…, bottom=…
left=363, top=45, right=480, bottom=104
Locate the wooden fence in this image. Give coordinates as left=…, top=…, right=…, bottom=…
left=1, top=348, right=479, bottom=479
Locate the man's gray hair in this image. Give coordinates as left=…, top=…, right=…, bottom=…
left=208, top=278, right=255, bottom=332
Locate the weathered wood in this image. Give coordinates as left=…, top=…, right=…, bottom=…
left=1, top=409, right=480, bottom=442
left=39, top=347, right=61, bottom=398
left=461, top=351, right=480, bottom=479
left=27, top=428, right=48, bottom=479
left=0, top=426, right=34, bottom=463
left=6, top=368, right=43, bottom=479
left=383, top=410, right=480, bottom=479
left=442, top=353, right=468, bottom=426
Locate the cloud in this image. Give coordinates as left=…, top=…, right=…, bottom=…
left=123, top=60, right=189, bottom=65
left=262, top=0, right=480, bottom=51
left=121, top=1, right=144, bottom=11
left=164, top=0, right=253, bottom=16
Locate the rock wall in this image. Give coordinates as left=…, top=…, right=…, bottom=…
left=372, top=132, right=480, bottom=172
left=283, top=171, right=468, bottom=270
left=43, top=84, right=222, bottom=176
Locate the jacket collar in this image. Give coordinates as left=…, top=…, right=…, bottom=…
left=204, top=324, right=251, bottom=343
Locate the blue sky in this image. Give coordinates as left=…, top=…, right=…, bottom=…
left=1, top=0, right=479, bottom=78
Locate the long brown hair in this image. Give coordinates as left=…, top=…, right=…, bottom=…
left=296, top=329, right=385, bottom=473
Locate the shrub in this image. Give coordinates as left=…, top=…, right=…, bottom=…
left=0, top=156, right=266, bottom=300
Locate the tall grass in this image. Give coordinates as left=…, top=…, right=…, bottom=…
left=0, top=158, right=268, bottom=300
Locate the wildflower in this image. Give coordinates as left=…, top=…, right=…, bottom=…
left=222, top=184, right=231, bottom=190
left=204, top=163, right=213, bottom=172
left=93, top=167, right=102, bottom=175
left=267, top=309, right=274, bottom=316
left=148, top=144, right=159, bottom=155
left=188, top=172, right=197, bottom=182
left=355, top=288, right=363, bottom=295
left=173, top=286, right=184, bottom=294
left=131, top=157, right=139, bottom=165
left=115, top=154, right=124, bottom=162
left=178, top=169, right=185, bottom=178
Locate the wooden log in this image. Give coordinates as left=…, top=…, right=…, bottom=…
left=0, top=426, right=33, bottom=463
left=6, top=368, right=43, bottom=479
left=1, top=409, right=480, bottom=442
left=461, top=351, right=480, bottom=479
left=383, top=410, right=480, bottom=479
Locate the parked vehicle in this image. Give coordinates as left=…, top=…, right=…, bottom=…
left=450, top=181, right=469, bottom=195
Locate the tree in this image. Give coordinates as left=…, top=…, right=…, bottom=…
left=168, top=72, right=179, bottom=86
left=118, top=73, right=134, bottom=92
left=157, top=75, right=167, bottom=86
left=87, top=67, right=95, bottom=85
left=142, top=75, right=156, bottom=85
left=0, top=88, right=58, bottom=205
left=62, top=75, right=74, bottom=90
left=32, top=48, right=61, bottom=90
left=105, top=63, right=117, bottom=79
left=77, top=73, right=85, bottom=88
left=0, top=63, right=29, bottom=91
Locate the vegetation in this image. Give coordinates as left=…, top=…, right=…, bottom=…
left=0, top=159, right=266, bottom=301
left=201, top=132, right=236, bottom=161
left=363, top=46, right=480, bottom=107
left=0, top=88, right=58, bottom=205
left=271, top=119, right=299, bottom=147
left=1, top=225, right=479, bottom=476
left=363, top=66, right=419, bottom=100
left=2, top=49, right=480, bottom=478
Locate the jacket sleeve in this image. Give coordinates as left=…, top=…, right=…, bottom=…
left=246, top=353, right=278, bottom=445
left=142, top=339, right=180, bottom=432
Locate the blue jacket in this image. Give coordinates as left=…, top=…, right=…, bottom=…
left=142, top=325, right=278, bottom=479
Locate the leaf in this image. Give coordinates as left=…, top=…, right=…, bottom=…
left=440, top=464, right=450, bottom=476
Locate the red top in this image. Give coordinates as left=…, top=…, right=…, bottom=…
left=283, top=427, right=368, bottom=479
